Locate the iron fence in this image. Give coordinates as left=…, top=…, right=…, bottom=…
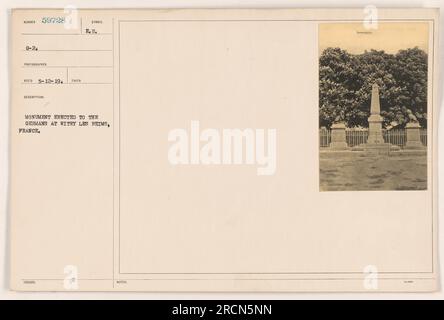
left=319, top=128, right=427, bottom=148
left=319, top=128, right=331, bottom=147
left=383, top=129, right=406, bottom=147
left=420, top=129, right=427, bottom=146
left=346, top=129, right=368, bottom=147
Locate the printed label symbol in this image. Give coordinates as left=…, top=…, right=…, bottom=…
left=64, top=5, right=78, bottom=30
left=363, top=265, right=378, bottom=290
left=363, top=5, right=378, bottom=30
left=63, top=265, right=79, bottom=290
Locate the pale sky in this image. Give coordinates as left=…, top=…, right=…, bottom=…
left=319, top=22, right=429, bottom=54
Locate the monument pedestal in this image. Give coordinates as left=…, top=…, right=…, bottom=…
left=353, top=142, right=399, bottom=155
left=405, top=122, right=424, bottom=149
left=329, top=122, right=348, bottom=150
left=367, top=114, right=384, bottom=144
left=352, top=83, right=400, bottom=154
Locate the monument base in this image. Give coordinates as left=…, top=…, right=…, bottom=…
left=329, top=122, right=348, bottom=150
left=367, top=114, right=384, bottom=144
left=352, top=143, right=400, bottom=154
left=404, top=142, right=425, bottom=150
left=329, top=142, right=348, bottom=150
left=405, top=122, right=425, bottom=150
left=392, top=149, right=427, bottom=157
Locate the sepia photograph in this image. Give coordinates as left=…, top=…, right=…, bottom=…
left=319, top=23, right=429, bottom=191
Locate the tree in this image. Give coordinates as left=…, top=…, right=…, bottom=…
left=319, top=47, right=428, bottom=128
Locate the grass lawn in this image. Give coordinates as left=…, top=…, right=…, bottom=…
left=320, top=152, right=427, bottom=191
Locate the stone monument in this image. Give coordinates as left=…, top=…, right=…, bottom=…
left=353, top=83, right=399, bottom=153
left=329, top=122, right=348, bottom=149
left=404, top=110, right=425, bottom=149
left=367, top=84, right=384, bottom=144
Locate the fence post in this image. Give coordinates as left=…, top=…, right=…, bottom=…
left=330, top=122, right=348, bottom=149
left=405, top=122, right=424, bottom=149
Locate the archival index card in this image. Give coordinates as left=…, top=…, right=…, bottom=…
left=9, top=8, right=439, bottom=292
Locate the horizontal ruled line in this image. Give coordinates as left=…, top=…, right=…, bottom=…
left=21, top=82, right=112, bottom=85
left=21, top=33, right=112, bottom=36
left=22, top=49, right=112, bottom=52
left=118, top=18, right=434, bottom=22
left=22, top=65, right=113, bottom=68
left=21, top=277, right=436, bottom=281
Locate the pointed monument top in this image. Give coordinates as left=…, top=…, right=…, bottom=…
left=370, top=83, right=380, bottom=115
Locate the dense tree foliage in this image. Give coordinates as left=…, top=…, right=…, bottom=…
left=319, top=47, right=428, bottom=128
